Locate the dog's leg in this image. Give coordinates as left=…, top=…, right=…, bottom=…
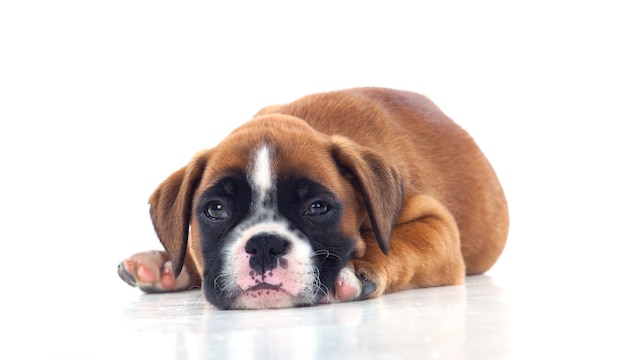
left=118, top=251, right=201, bottom=293
left=333, top=195, right=466, bottom=302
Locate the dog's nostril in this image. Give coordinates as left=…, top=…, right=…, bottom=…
left=269, top=244, right=285, bottom=256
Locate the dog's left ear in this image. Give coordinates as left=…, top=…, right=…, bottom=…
left=149, top=151, right=210, bottom=277
left=330, top=137, right=404, bottom=255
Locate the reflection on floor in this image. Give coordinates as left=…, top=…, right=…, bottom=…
left=8, top=273, right=625, bottom=359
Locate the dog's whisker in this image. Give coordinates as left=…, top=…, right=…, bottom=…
left=303, top=265, right=330, bottom=303
left=191, top=292, right=205, bottom=305
left=213, top=274, right=230, bottom=297
left=312, top=250, right=342, bottom=263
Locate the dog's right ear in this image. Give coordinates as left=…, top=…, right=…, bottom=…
left=149, top=151, right=210, bottom=277
left=330, top=136, right=404, bottom=256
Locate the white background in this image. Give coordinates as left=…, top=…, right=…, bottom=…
left=1, top=0, right=624, bottom=327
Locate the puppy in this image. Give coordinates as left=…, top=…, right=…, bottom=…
left=118, top=87, right=508, bottom=309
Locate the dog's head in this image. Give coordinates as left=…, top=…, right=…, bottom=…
left=149, top=115, right=403, bottom=309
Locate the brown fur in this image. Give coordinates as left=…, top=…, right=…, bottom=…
left=149, top=87, right=508, bottom=299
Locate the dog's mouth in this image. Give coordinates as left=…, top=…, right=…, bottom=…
left=246, top=282, right=284, bottom=292
left=235, top=282, right=303, bottom=309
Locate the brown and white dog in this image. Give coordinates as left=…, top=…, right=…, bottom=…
left=118, top=87, right=508, bottom=310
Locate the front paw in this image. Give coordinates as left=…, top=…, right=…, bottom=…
left=330, top=263, right=378, bottom=302
left=118, top=250, right=193, bottom=293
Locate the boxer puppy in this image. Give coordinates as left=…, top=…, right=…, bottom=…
left=118, top=87, right=509, bottom=310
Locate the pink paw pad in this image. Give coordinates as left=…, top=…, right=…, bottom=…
left=118, top=251, right=178, bottom=293
left=331, top=267, right=362, bottom=302
left=335, top=274, right=359, bottom=301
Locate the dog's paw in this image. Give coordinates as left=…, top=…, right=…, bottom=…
left=327, top=265, right=378, bottom=303
left=117, top=250, right=193, bottom=293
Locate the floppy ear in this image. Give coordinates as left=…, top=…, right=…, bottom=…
left=330, top=137, right=404, bottom=255
left=149, top=152, right=209, bottom=277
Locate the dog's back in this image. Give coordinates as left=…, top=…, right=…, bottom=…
left=261, top=87, right=508, bottom=274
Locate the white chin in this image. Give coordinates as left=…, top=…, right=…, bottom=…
left=232, top=290, right=303, bottom=310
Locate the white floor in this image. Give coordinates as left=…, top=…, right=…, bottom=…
left=6, top=265, right=624, bottom=360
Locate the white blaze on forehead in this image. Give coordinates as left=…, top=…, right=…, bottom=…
left=251, top=145, right=273, bottom=198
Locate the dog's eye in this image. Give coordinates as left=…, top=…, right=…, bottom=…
left=205, top=202, right=230, bottom=221
left=305, top=201, right=329, bottom=216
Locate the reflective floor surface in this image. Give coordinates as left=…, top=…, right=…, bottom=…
left=6, top=269, right=624, bottom=360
